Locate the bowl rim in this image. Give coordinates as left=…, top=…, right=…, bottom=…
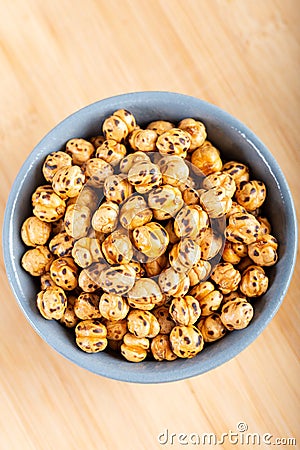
left=2, top=91, right=298, bottom=383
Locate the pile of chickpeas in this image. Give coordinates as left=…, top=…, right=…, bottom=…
left=21, top=109, right=278, bottom=362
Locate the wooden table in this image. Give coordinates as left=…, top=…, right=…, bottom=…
left=0, top=1, right=299, bottom=449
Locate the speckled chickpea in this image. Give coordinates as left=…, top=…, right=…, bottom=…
left=165, top=220, right=180, bottom=244
left=42, top=151, right=72, bottom=182
left=128, top=160, right=162, bottom=194
left=22, top=245, right=54, bottom=276
left=222, top=240, right=246, bottom=265
left=169, top=295, right=201, bottom=326
left=129, top=128, right=158, bottom=152
left=52, top=165, right=85, bottom=199
left=148, top=185, right=184, bottom=220
left=127, top=310, right=160, bottom=338
left=197, top=314, right=227, bottom=342
left=226, top=201, right=248, bottom=219
left=196, top=228, right=223, bottom=260
left=220, top=299, right=253, bottom=330
left=121, top=332, right=149, bottom=362
left=104, top=318, right=127, bottom=341
left=99, top=293, right=129, bottom=321
left=235, top=180, right=266, bottom=211
left=64, top=204, right=91, bottom=239
left=119, top=151, right=150, bottom=173
left=126, top=278, right=163, bottom=309
left=119, top=194, right=152, bottom=230
left=190, top=281, right=223, bottom=316
left=50, top=257, right=78, bottom=291
left=200, top=187, right=232, bottom=218
left=127, top=261, right=145, bottom=278
left=21, top=216, right=52, bottom=247
left=158, top=155, right=189, bottom=187
left=82, top=158, right=113, bottom=188
left=92, top=201, right=119, bottom=234
left=170, top=325, right=204, bottom=358
left=104, top=174, right=133, bottom=204
left=174, top=204, right=209, bottom=239
left=78, top=262, right=107, bottom=292
left=257, top=216, right=272, bottom=235
left=188, top=259, right=211, bottom=286
left=74, top=293, right=101, bottom=320
left=248, top=234, right=278, bottom=266
left=191, top=141, right=222, bottom=175
left=152, top=306, right=175, bottom=335
left=222, top=290, right=247, bottom=305
left=203, top=171, right=236, bottom=198
left=49, top=232, right=74, bottom=257
left=158, top=267, right=190, bottom=297
left=178, top=118, right=207, bottom=151
left=113, top=109, right=137, bottom=133
left=132, top=222, right=169, bottom=260
left=32, top=185, right=66, bottom=222
left=169, top=238, right=201, bottom=273
left=144, top=253, right=168, bottom=277
left=225, top=212, right=261, bottom=245
left=156, top=128, right=191, bottom=158
left=151, top=334, right=177, bottom=361
left=40, top=272, right=58, bottom=290
left=95, top=139, right=126, bottom=166
left=182, top=187, right=200, bottom=206
left=146, top=120, right=175, bottom=135
left=65, top=138, right=94, bottom=165
left=210, top=262, right=241, bottom=295
left=240, top=265, right=269, bottom=297
left=72, top=237, right=103, bottom=268
left=36, top=286, right=67, bottom=320
left=75, top=319, right=107, bottom=353
left=222, top=161, right=250, bottom=185
left=102, top=230, right=133, bottom=265
left=102, top=114, right=129, bottom=142
left=59, top=294, right=79, bottom=328
left=89, top=135, right=106, bottom=148
left=99, top=264, right=136, bottom=295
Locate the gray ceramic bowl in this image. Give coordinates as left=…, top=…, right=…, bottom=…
left=3, top=92, right=297, bottom=383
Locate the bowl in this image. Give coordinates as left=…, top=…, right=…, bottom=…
left=2, top=92, right=297, bottom=383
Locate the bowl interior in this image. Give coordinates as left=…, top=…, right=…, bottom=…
left=3, top=92, right=297, bottom=383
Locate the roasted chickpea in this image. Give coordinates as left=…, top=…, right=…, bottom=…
left=144, top=253, right=168, bottom=277
left=42, top=151, right=72, bottom=182
left=146, top=120, right=174, bottom=135
left=119, top=194, right=152, bottom=230
left=170, top=325, right=204, bottom=358
left=52, top=165, right=85, bottom=199
left=89, top=135, right=106, bottom=148
left=75, top=319, right=107, bottom=353
left=169, top=295, right=201, bottom=326
left=222, top=161, right=250, bottom=185
left=191, top=141, right=222, bottom=175
left=92, top=201, right=119, bottom=234
left=158, top=267, right=190, bottom=297
left=121, top=332, right=149, bottom=362
left=36, top=286, right=67, bottom=320
left=220, top=299, right=253, bottom=330
left=98, top=264, right=136, bottom=295
left=148, top=185, right=184, bottom=220
left=165, top=219, right=180, bottom=244
left=210, top=262, right=241, bottom=295
left=257, top=216, right=272, bottom=235
left=71, top=186, right=99, bottom=212
left=129, top=128, right=158, bottom=152
left=65, top=138, right=94, bottom=165
left=49, top=232, right=74, bottom=257
left=200, top=187, right=232, bottom=218
left=226, top=201, right=247, bottom=219
left=50, top=257, right=78, bottom=291
left=104, top=319, right=127, bottom=341
left=78, top=262, right=107, bottom=292
left=151, top=334, right=177, bottom=361
left=21, top=216, right=52, bottom=247
left=64, top=204, right=91, bottom=239
left=126, top=278, right=163, bottom=309
left=74, top=293, right=101, bottom=320
left=59, top=294, right=79, bottom=328
left=102, top=229, right=133, bottom=265
left=40, top=272, right=58, bottom=290
left=240, top=265, right=269, bottom=297
left=197, top=313, right=227, bottom=342
left=236, top=180, right=266, bottom=211
left=82, top=158, right=113, bottom=188
left=22, top=245, right=54, bottom=276
left=127, top=261, right=145, bottom=278
left=188, top=259, right=211, bottom=286
left=190, top=281, right=223, bottom=316
left=127, top=310, right=160, bottom=338
left=203, top=172, right=236, bottom=198
left=32, top=185, right=66, bottom=222
left=248, top=234, right=278, bottom=266
left=119, top=151, right=150, bottom=173
left=128, top=160, right=162, bottom=194
left=132, top=222, right=169, bottom=261
left=104, top=174, right=133, bottom=204
left=102, top=114, right=129, bottom=142
left=222, top=240, right=247, bottom=265
left=152, top=306, right=175, bottom=335
left=156, top=128, right=191, bottom=158
left=225, top=212, right=261, bottom=245
left=178, top=118, right=207, bottom=151
left=174, top=204, right=209, bottom=239
left=95, top=139, right=126, bottom=166
left=72, top=237, right=103, bottom=268
left=158, top=155, right=189, bottom=187
left=196, top=228, right=223, bottom=260
left=99, top=293, right=129, bottom=320
left=169, top=238, right=201, bottom=273
left=113, top=109, right=137, bottom=133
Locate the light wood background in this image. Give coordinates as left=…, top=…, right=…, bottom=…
left=0, top=1, right=299, bottom=449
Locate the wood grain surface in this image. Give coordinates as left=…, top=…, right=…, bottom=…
left=0, top=1, right=299, bottom=449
